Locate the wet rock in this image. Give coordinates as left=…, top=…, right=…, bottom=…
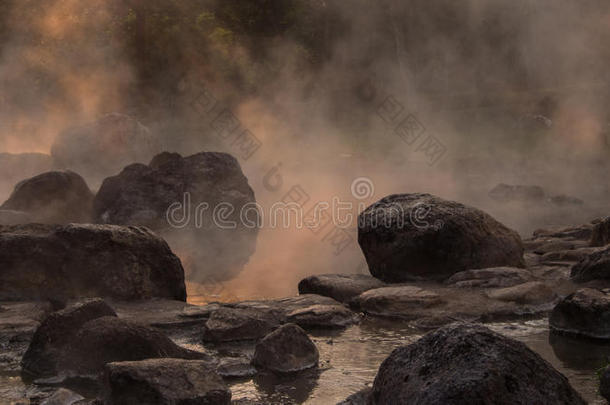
left=287, top=304, right=360, bottom=329
left=550, top=288, right=610, bottom=339
left=202, top=307, right=283, bottom=342
left=446, top=267, right=533, bottom=288
left=104, top=358, right=231, bottom=405
left=298, top=274, right=385, bottom=303
left=600, top=365, right=610, bottom=402
left=1, top=171, right=93, bottom=224
left=94, top=151, right=258, bottom=281
left=489, top=183, right=546, bottom=203
left=0, top=209, right=32, bottom=225
left=591, top=217, right=610, bottom=247
left=350, top=286, right=444, bottom=318
left=0, top=223, right=186, bottom=301
left=252, top=324, right=319, bottom=374
left=358, top=193, right=524, bottom=282
left=21, top=299, right=117, bottom=377
left=40, top=388, right=84, bottom=405
left=486, top=281, right=557, bottom=305
left=371, top=323, right=585, bottom=405
left=216, top=358, right=257, bottom=378
left=571, top=246, right=610, bottom=282
left=51, top=113, right=158, bottom=186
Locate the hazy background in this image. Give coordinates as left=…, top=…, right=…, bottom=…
left=1, top=0, right=609, bottom=300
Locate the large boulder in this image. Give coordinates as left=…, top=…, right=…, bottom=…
left=252, top=324, right=319, bottom=374
left=1, top=170, right=94, bottom=223
left=93, top=151, right=259, bottom=281
left=51, top=113, right=158, bottom=186
left=549, top=288, right=610, bottom=339
left=0, top=223, right=186, bottom=301
left=370, top=323, right=585, bottom=404
left=298, top=274, right=385, bottom=303
left=571, top=245, right=610, bottom=282
left=104, top=358, right=231, bottom=405
left=358, top=193, right=525, bottom=282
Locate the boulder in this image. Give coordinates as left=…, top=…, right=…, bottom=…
left=571, top=246, right=610, bottom=282
left=298, top=274, right=385, bottom=303
left=600, top=365, right=610, bottom=402
left=485, top=281, right=557, bottom=305
left=51, top=113, right=158, bottom=186
left=489, top=183, right=545, bottom=203
left=252, top=324, right=319, bottom=374
left=591, top=217, right=610, bottom=247
left=104, top=358, right=230, bottom=405
left=550, top=288, right=610, bottom=339
left=286, top=304, right=360, bottom=329
left=445, top=267, right=533, bottom=288
left=93, top=151, right=259, bottom=281
left=0, top=153, right=53, bottom=200
left=370, top=323, right=585, bottom=404
left=358, top=193, right=524, bottom=282
left=0, top=223, right=186, bottom=301
left=21, top=299, right=117, bottom=377
left=1, top=170, right=94, bottom=223
left=350, top=286, right=444, bottom=318
left=202, top=307, right=283, bottom=342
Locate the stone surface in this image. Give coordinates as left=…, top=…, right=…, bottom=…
left=370, top=323, right=585, bottom=405
left=104, top=358, right=230, bottom=405
left=286, top=304, right=360, bottom=329
left=350, top=286, right=444, bottom=318
left=252, top=324, right=319, bottom=374
left=0, top=223, right=186, bottom=301
left=93, top=151, right=258, bottom=281
left=1, top=170, right=94, bottom=224
left=571, top=246, right=610, bottom=282
left=486, top=281, right=557, bottom=305
left=550, top=288, right=610, bottom=339
left=202, top=307, right=283, bottom=342
left=445, top=267, right=533, bottom=288
left=298, top=274, right=385, bottom=303
left=358, top=193, right=524, bottom=282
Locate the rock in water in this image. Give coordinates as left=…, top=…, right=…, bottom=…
left=591, top=217, right=610, bottom=247
left=298, top=274, right=385, bottom=303
left=93, top=151, right=259, bottom=281
left=202, top=307, right=283, bottom=342
left=51, top=113, right=158, bottom=186
left=104, top=359, right=231, bottom=405
left=252, top=324, right=319, bottom=374
left=488, top=183, right=546, bottom=203
left=370, top=323, right=585, bottom=405
left=571, top=246, right=610, bottom=282
left=549, top=288, right=610, bottom=339
left=1, top=170, right=94, bottom=223
left=358, top=193, right=524, bottom=282
left=445, top=267, right=533, bottom=288
left=0, top=223, right=186, bottom=301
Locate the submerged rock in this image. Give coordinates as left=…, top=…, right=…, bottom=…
left=51, top=113, right=158, bottom=186
left=298, top=274, right=385, bottom=303
left=0, top=223, right=186, bottom=301
left=1, top=170, right=94, bottom=224
left=550, top=288, right=610, bottom=339
left=370, top=323, right=585, bottom=405
left=446, top=267, right=533, bottom=288
left=358, top=193, right=524, bottom=282
left=94, top=151, right=259, bottom=281
left=104, top=358, right=231, bottom=405
left=252, top=324, right=319, bottom=374
left=571, top=246, right=610, bottom=282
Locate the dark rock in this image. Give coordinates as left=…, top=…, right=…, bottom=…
left=371, top=323, right=585, bottom=405
left=539, top=247, right=598, bottom=264
left=358, top=193, right=524, bottom=282
left=350, top=286, right=444, bottom=318
left=591, top=217, right=610, bottom=247
left=1, top=171, right=94, bottom=224
left=445, top=267, right=533, bottom=288
left=486, top=281, right=557, bottom=305
left=600, top=365, right=610, bottom=401
left=489, top=183, right=545, bottom=203
left=216, top=358, right=257, bottom=378
left=51, top=113, right=158, bottom=186
left=21, top=299, right=117, bottom=377
left=533, top=225, right=593, bottom=241
left=550, top=288, right=610, bottom=339
left=252, top=324, right=319, bottom=374
left=93, top=151, right=259, bottom=281
left=287, top=304, right=360, bottom=329
left=0, top=153, right=54, bottom=199
left=298, top=274, right=385, bottom=303
left=337, top=388, right=372, bottom=405
left=104, top=358, right=231, bottom=405
left=534, top=240, right=588, bottom=255
left=571, top=246, right=610, bottom=282
left=0, top=223, right=186, bottom=301
left=40, top=388, right=84, bottom=405
left=202, top=307, right=283, bottom=342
